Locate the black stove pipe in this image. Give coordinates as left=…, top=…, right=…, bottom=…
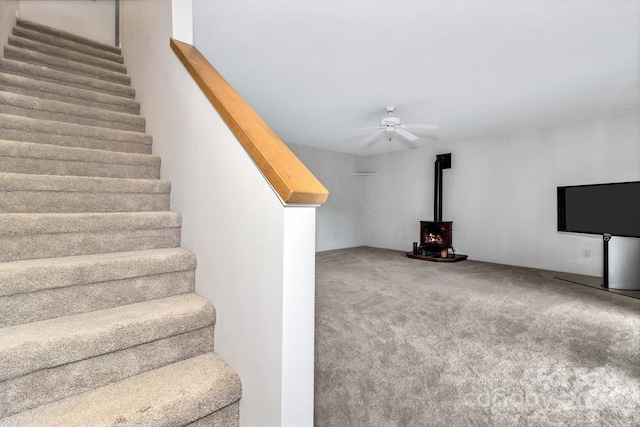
left=434, top=159, right=442, bottom=221
left=433, top=153, right=451, bottom=222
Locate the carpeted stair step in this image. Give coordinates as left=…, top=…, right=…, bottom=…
left=0, top=72, right=139, bottom=114
left=0, top=57, right=135, bottom=99
left=0, top=91, right=145, bottom=132
left=1, top=352, right=241, bottom=427
left=0, top=294, right=217, bottom=417
left=0, top=140, right=160, bottom=179
left=0, top=293, right=214, bottom=381
left=8, top=35, right=127, bottom=74
left=0, top=114, right=152, bottom=154
left=4, top=45, right=130, bottom=86
left=16, top=18, right=121, bottom=56
left=13, top=25, right=124, bottom=64
left=0, top=173, right=170, bottom=213
left=0, top=248, right=196, bottom=327
left=0, top=327, right=215, bottom=419
left=0, top=211, right=181, bottom=262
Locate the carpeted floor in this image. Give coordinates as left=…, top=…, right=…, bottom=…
left=314, top=247, right=640, bottom=426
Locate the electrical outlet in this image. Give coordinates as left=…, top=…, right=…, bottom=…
left=583, top=249, right=591, bottom=258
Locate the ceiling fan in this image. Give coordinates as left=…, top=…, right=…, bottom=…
left=355, top=106, right=440, bottom=148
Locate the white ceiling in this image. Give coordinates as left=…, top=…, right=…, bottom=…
left=193, top=0, right=640, bottom=156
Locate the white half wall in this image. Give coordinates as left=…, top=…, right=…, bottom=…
left=16, top=0, right=116, bottom=46
left=363, top=110, right=640, bottom=276
left=120, top=1, right=317, bottom=425
left=281, top=206, right=316, bottom=426
left=288, top=143, right=365, bottom=251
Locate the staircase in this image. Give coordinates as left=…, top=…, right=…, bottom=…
left=0, top=19, right=242, bottom=426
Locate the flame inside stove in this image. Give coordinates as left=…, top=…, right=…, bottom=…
left=426, top=233, right=443, bottom=245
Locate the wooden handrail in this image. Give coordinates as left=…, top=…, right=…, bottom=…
left=170, top=38, right=329, bottom=205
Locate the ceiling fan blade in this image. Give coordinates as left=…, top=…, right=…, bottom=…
left=402, top=124, right=440, bottom=130
left=395, top=127, right=418, bottom=141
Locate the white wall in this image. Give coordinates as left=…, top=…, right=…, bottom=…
left=120, top=1, right=316, bottom=425
left=0, top=0, right=19, bottom=56
left=16, top=0, right=116, bottom=46
left=288, top=143, right=365, bottom=251
left=363, top=110, right=640, bottom=276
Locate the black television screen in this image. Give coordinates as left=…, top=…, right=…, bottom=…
left=557, top=181, right=640, bottom=238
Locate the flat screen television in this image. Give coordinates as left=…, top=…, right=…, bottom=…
left=557, top=181, right=640, bottom=238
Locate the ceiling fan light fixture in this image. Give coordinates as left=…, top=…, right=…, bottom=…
left=354, top=106, right=439, bottom=148
left=380, top=116, right=401, bottom=127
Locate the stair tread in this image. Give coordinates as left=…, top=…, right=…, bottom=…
left=0, top=247, right=196, bottom=299
left=0, top=139, right=158, bottom=167
left=0, top=113, right=151, bottom=141
left=0, top=211, right=181, bottom=235
left=12, top=26, right=124, bottom=64
left=16, top=18, right=121, bottom=55
left=0, top=172, right=169, bottom=193
left=0, top=71, right=139, bottom=114
left=0, top=293, right=215, bottom=382
left=0, top=352, right=241, bottom=427
left=0, top=91, right=145, bottom=127
left=0, top=114, right=152, bottom=147
left=4, top=45, right=130, bottom=86
left=0, top=328, right=212, bottom=418
left=0, top=57, right=135, bottom=99
left=0, top=139, right=160, bottom=179
left=8, top=35, right=127, bottom=74
left=0, top=212, right=181, bottom=261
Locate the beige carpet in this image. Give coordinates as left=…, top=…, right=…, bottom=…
left=314, top=247, right=640, bottom=426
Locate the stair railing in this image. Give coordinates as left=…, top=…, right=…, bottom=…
left=170, top=38, right=328, bottom=206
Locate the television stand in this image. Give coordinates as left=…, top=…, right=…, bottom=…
left=602, top=234, right=611, bottom=288
left=602, top=234, right=640, bottom=290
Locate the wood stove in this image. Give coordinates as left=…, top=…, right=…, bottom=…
left=406, top=153, right=467, bottom=262
left=421, top=221, right=452, bottom=253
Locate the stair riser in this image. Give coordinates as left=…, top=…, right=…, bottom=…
left=0, top=81, right=139, bottom=114
left=4, top=46, right=130, bottom=86
left=0, top=155, right=160, bottom=179
left=1, top=270, right=195, bottom=327
left=0, top=191, right=170, bottom=213
left=17, top=19, right=121, bottom=56
left=0, top=227, right=181, bottom=262
left=0, top=114, right=152, bottom=148
left=0, top=140, right=159, bottom=179
left=13, top=26, right=124, bottom=64
left=0, top=92, right=145, bottom=130
left=1, top=294, right=213, bottom=382
left=0, top=58, right=135, bottom=99
left=1, top=248, right=196, bottom=296
left=0, top=104, right=144, bottom=133
left=0, top=327, right=214, bottom=418
left=0, top=129, right=152, bottom=154
left=9, top=36, right=127, bottom=74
